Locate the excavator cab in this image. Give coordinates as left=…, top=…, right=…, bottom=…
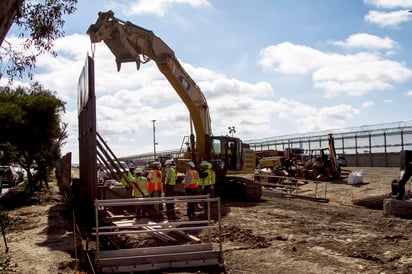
left=209, top=136, right=244, bottom=175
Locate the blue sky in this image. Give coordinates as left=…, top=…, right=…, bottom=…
left=2, top=0, right=412, bottom=163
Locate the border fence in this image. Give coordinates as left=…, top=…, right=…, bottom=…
left=123, top=120, right=412, bottom=168
left=246, top=120, right=412, bottom=168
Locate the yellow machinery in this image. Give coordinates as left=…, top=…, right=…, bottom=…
left=256, top=134, right=341, bottom=182
left=87, top=11, right=261, bottom=200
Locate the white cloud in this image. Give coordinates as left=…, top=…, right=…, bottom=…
left=362, top=101, right=376, bottom=108
left=365, top=10, right=412, bottom=28
left=124, top=0, right=211, bottom=17
left=332, top=33, right=397, bottom=50
left=295, top=104, right=360, bottom=133
left=259, top=42, right=328, bottom=74
left=200, top=78, right=274, bottom=99
left=313, top=53, right=412, bottom=97
left=405, top=90, right=412, bottom=96
left=364, top=0, right=412, bottom=9
left=258, top=41, right=412, bottom=98
left=266, top=98, right=360, bottom=133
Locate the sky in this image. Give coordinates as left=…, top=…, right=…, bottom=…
left=2, top=0, right=412, bottom=163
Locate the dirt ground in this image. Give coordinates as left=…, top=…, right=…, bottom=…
left=1, top=167, right=412, bottom=274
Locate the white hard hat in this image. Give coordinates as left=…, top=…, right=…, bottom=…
left=187, top=161, right=195, bottom=168
left=165, top=159, right=173, bottom=166
left=153, top=161, right=161, bottom=168
left=135, top=168, right=143, bottom=174
left=200, top=160, right=208, bottom=166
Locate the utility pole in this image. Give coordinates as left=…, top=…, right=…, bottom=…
left=152, top=120, right=157, bottom=161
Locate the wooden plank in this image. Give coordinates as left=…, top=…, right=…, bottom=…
left=108, top=219, right=178, bottom=242
left=142, top=226, right=177, bottom=243
left=353, top=192, right=412, bottom=210
left=112, top=219, right=135, bottom=226
left=352, top=193, right=390, bottom=209
left=170, top=229, right=201, bottom=243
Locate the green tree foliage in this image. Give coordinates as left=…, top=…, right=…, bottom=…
left=0, top=83, right=67, bottom=192
left=0, top=0, right=78, bottom=81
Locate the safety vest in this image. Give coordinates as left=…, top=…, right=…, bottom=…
left=148, top=169, right=162, bottom=191
left=184, top=169, right=198, bottom=189
left=121, top=172, right=136, bottom=188
left=133, top=176, right=149, bottom=197
left=204, top=169, right=213, bottom=186
left=165, top=167, right=176, bottom=185
left=198, top=169, right=212, bottom=186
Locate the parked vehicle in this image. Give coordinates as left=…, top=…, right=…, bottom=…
left=12, top=165, right=27, bottom=183
left=0, top=165, right=19, bottom=187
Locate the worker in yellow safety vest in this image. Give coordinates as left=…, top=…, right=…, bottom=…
left=121, top=164, right=136, bottom=197
left=164, top=159, right=177, bottom=217
left=133, top=168, right=149, bottom=198
left=199, top=161, right=215, bottom=210
left=183, top=161, right=198, bottom=218
left=148, top=161, right=163, bottom=211
left=133, top=167, right=149, bottom=217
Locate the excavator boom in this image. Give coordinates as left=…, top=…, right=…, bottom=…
left=87, top=11, right=212, bottom=157
left=87, top=11, right=262, bottom=201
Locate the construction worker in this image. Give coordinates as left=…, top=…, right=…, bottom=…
left=148, top=161, right=163, bottom=211
left=199, top=161, right=215, bottom=210
left=134, top=168, right=149, bottom=217
left=163, top=159, right=177, bottom=217
left=183, top=161, right=198, bottom=218
left=133, top=168, right=149, bottom=198
left=121, top=163, right=136, bottom=197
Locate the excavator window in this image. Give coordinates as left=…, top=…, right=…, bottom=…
left=209, top=137, right=243, bottom=171
left=210, top=138, right=225, bottom=171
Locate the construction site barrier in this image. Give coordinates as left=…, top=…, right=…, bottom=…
left=92, top=195, right=223, bottom=273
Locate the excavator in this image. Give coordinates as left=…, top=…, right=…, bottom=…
left=87, top=11, right=262, bottom=200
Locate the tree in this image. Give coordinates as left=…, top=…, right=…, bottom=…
left=0, top=0, right=23, bottom=47
left=0, top=83, right=67, bottom=192
left=0, top=0, right=78, bottom=81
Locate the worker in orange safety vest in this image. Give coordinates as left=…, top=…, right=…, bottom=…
left=183, top=161, right=198, bottom=218
left=148, top=161, right=163, bottom=211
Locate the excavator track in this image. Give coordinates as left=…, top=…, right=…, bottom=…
left=216, top=176, right=262, bottom=201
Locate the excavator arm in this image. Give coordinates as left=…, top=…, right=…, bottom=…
left=87, top=10, right=212, bottom=158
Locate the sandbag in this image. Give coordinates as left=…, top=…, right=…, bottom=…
left=348, top=171, right=363, bottom=185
